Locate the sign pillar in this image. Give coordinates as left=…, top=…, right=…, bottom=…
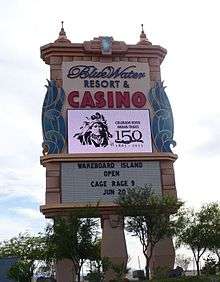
left=150, top=238, right=175, bottom=274
left=101, top=215, right=128, bottom=281
left=56, top=259, right=76, bottom=282
left=40, top=23, right=178, bottom=281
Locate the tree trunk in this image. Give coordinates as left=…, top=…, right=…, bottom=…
left=145, top=256, right=150, bottom=280
left=145, top=242, right=154, bottom=280
left=77, top=269, right=81, bottom=282
left=195, top=260, right=200, bottom=276
left=145, top=265, right=150, bottom=280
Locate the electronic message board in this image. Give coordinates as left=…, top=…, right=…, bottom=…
left=61, top=160, right=162, bottom=203
left=67, top=109, right=152, bottom=154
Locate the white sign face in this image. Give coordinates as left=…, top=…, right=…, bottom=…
left=61, top=161, right=162, bottom=204
left=62, top=61, right=150, bottom=110
left=68, top=109, right=152, bottom=154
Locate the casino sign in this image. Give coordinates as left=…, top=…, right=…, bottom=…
left=40, top=32, right=177, bottom=215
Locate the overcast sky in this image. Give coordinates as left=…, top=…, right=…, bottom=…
left=0, top=0, right=219, bottom=270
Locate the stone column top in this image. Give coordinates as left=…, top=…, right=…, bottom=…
left=40, top=37, right=167, bottom=65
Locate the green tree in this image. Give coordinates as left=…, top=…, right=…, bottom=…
left=0, top=233, right=47, bottom=282
left=8, top=260, right=35, bottom=282
left=199, top=202, right=220, bottom=265
left=117, top=188, right=182, bottom=280
left=87, top=238, right=102, bottom=274
left=86, top=257, right=111, bottom=282
left=109, top=261, right=130, bottom=282
left=201, top=255, right=217, bottom=275
left=46, top=214, right=98, bottom=282
left=176, top=203, right=219, bottom=276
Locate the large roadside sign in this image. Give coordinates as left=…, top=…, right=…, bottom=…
left=60, top=61, right=157, bottom=204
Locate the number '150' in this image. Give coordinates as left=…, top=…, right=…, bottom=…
left=115, top=130, right=143, bottom=144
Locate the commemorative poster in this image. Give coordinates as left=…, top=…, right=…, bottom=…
left=67, top=109, right=152, bottom=154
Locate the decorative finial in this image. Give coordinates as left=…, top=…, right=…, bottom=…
left=138, top=24, right=151, bottom=45
left=59, top=21, right=66, bottom=36
left=140, top=24, right=146, bottom=39
left=55, top=21, right=71, bottom=43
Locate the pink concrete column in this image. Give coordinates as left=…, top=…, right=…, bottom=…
left=148, top=57, right=161, bottom=89
left=56, top=259, right=76, bottom=282
left=150, top=237, right=175, bottom=275
left=101, top=215, right=128, bottom=282
left=45, top=163, right=61, bottom=205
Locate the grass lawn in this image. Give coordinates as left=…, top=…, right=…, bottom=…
left=150, top=275, right=220, bottom=281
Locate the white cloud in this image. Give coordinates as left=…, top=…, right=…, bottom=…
left=10, top=207, right=44, bottom=220
left=0, top=165, right=44, bottom=203
left=0, top=217, right=47, bottom=242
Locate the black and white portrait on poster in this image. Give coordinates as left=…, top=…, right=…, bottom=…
left=73, top=112, right=113, bottom=148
